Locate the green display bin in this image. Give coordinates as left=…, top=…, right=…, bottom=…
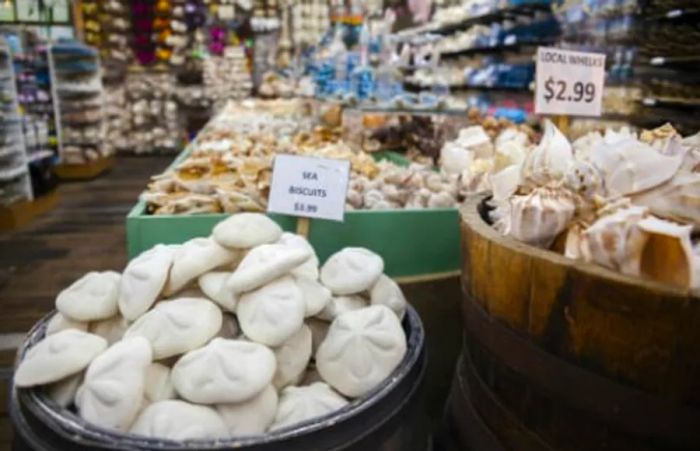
left=127, top=202, right=460, bottom=279
left=126, top=146, right=461, bottom=279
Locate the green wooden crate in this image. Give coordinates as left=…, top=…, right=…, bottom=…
left=126, top=147, right=461, bottom=279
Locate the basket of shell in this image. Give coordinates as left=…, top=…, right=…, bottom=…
left=9, top=213, right=427, bottom=451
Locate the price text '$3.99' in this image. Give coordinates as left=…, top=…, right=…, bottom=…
left=543, top=76, right=596, bottom=104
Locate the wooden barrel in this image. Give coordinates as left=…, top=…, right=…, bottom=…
left=437, top=194, right=700, bottom=451
left=10, top=306, right=428, bottom=451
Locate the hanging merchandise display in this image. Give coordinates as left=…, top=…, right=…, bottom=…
left=83, top=0, right=132, bottom=81
left=203, top=46, right=253, bottom=110
left=121, top=70, right=182, bottom=154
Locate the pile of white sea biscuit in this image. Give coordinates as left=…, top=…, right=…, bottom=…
left=13, top=213, right=408, bottom=441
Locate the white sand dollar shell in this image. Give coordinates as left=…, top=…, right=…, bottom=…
left=216, top=385, right=278, bottom=436
left=47, top=372, right=83, bottom=408
left=124, top=298, right=222, bottom=359
left=46, top=313, right=88, bottom=335
left=226, top=244, right=312, bottom=294
left=77, top=337, right=152, bottom=432
left=270, top=382, right=348, bottom=431
left=370, top=275, right=407, bottom=321
left=198, top=271, right=237, bottom=312
left=164, top=238, right=238, bottom=295
left=172, top=338, right=276, bottom=404
left=272, top=325, right=312, bottom=389
left=213, top=213, right=283, bottom=249
left=237, top=276, right=305, bottom=346
left=130, top=400, right=228, bottom=440
left=14, top=329, right=107, bottom=387
left=316, top=295, right=367, bottom=322
left=119, top=244, right=176, bottom=321
left=316, top=305, right=407, bottom=398
left=56, top=271, right=121, bottom=321
left=144, top=363, right=176, bottom=403
left=90, top=315, right=130, bottom=345
left=320, top=248, right=384, bottom=295
left=277, top=232, right=320, bottom=279
left=295, top=276, right=331, bottom=317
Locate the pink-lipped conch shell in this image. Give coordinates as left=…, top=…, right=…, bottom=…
left=588, top=135, right=684, bottom=198
left=580, top=205, right=649, bottom=276
left=632, top=172, right=700, bottom=230
left=581, top=206, right=696, bottom=288
left=520, top=120, right=573, bottom=186
left=498, top=186, right=576, bottom=248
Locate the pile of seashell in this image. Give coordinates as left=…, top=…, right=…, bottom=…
left=142, top=100, right=487, bottom=214
left=14, top=213, right=409, bottom=441
left=475, top=120, right=700, bottom=289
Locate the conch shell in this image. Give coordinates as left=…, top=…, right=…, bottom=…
left=589, top=136, right=683, bottom=197
left=581, top=207, right=696, bottom=288
left=580, top=205, right=648, bottom=275
left=497, top=186, right=576, bottom=247
left=632, top=172, right=700, bottom=229
left=521, top=120, right=573, bottom=185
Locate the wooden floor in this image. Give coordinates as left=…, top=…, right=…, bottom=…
left=0, top=156, right=171, bottom=446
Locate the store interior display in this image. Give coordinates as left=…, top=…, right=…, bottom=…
left=49, top=41, right=110, bottom=165
left=13, top=212, right=409, bottom=441
left=0, top=38, right=32, bottom=207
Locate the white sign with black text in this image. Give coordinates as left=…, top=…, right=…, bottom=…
left=535, top=47, right=606, bottom=117
left=267, top=154, right=351, bottom=222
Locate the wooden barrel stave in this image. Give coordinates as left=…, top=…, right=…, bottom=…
left=445, top=195, right=700, bottom=451
left=460, top=195, right=700, bottom=401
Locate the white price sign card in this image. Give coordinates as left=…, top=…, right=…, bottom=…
left=268, top=154, right=351, bottom=222
left=535, top=47, right=606, bottom=117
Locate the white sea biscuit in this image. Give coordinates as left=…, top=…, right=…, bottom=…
left=317, top=305, right=407, bottom=398
left=270, top=382, right=348, bottom=431
left=46, top=372, right=83, bottom=408
left=277, top=232, right=320, bottom=279
left=272, top=324, right=312, bottom=389
left=89, top=315, right=130, bottom=345
left=238, top=276, right=305, bottom=346
left=198, top=271, right=237, bottom=312
left=56, top=271, right=121, bottom=322
left=172, top=338, right=276, bottom=404
left=370, top=275, right=407, bottom=321
left=45, top=313, right=88, bottom=335
left=124, top=298, right=222, bottom=359
left=14, top=329, right=107, bottom=387
left=226, top=244, right=312, bottom=293
left=216, top=385, right=278, bottom=436
left=295, top=275, right=331, bottom=317
left=164, top=238, right=239, bottom=295
left=213, top=213, right=283, bottom=249
left=320, top=248, right=384, bottom=295
left=316, top=295, right=367, bottom=322
left=76, top=337, right=152, bottom=432
left=143, top=363, right=175, bottom=403
left=130, top=400, right=228, bottom=440
left=119, top=244, right=176, bottom=320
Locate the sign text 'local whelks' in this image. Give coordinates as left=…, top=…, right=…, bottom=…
left=535, top=47, right=606, bottom=117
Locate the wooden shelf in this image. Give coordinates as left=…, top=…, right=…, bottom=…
left=0, top=189, right=59, bottom=231
left=54, top=155, right=115, bottom=181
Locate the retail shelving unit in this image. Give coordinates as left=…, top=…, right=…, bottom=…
left=48, top=41, right=113, bottom=180
left=396, top=0, right=558, bottom=115
left=0, top=39, right=32, bottom=208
